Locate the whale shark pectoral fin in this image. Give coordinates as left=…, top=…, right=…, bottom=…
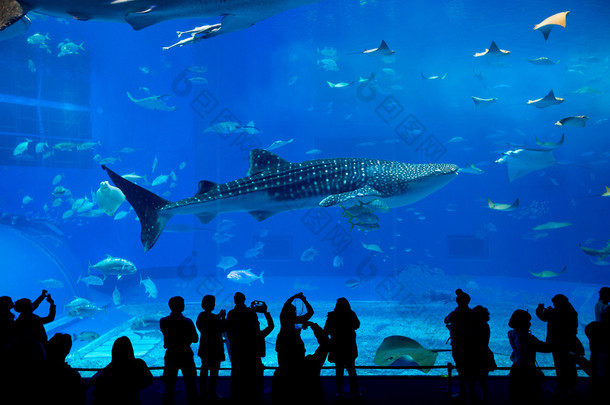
left=125, top=7, right=162, bottom=30
left=0, top=0, right=29, bottom=31
left=319, top=186, right=382, bottom=207
left=248, top=210, right=277, bottom=221
left=247, top=149, right=291, bottom=176
left=195, top=212, right=217, bottom=224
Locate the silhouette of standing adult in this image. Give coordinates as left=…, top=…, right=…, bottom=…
left=275, top=292, right=314, bottom=370
left=196, top=294, right=226, bottom=401
left=41, top=333, right=86, bottom=405
left=444, top=288, right=473, bottom=403
left=226, top=292, right=260, bottom=404
left=324, top=297, right=360, bottom=398
left=595, top=287, right=610, bottom=322
left=89, top=336, right=153, bottom=405
left=160, top=296, right=199, bottom=405
left=507, top=309, right=551, bottom=405
left=468, top=305, right=495, bottom=404
left=0, top=296, right=15, bottom=397
left=536, top=294, right=583, bottom=397
left=14, top=290, right=56, bottom=346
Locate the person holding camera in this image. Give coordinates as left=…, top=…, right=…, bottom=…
left=275, top=292, right=314, bottom=369
left=13, top=289, right=56, bottom=346
left=196, top=295, right=226, bottom=401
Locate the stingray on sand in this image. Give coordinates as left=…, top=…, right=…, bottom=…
left=373, top=336, right=449, bottom=373
left=494, top=149, right=556, bottom=182
left=534, top=11, right=569, bottom=41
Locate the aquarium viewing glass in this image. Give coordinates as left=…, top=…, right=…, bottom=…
left=1, top=0, right=609, bottom=376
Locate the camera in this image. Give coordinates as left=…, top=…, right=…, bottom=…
left=250, top=300, right=267, bottom=313
left=294, top=323, right=303, bottom=330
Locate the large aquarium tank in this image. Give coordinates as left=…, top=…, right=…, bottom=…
left=1, top=0, right=608, bottom=376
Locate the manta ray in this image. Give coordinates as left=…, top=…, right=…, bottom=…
left=527, top=90, right=564, bottom=108
left=0, top=0, right=319, bottom=39
left=534, top=11, right=569, bottom=41
left=495, top=149, right=556, bottom=182
left=103, top=149, right=458, bottom=251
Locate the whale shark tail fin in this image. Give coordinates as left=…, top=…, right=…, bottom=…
left=102, top=165, right=172, bottom=251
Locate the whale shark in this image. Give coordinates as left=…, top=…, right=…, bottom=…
left=102, top=149, right=458, bottom=251
left=0, top=0, right=319, bottom=39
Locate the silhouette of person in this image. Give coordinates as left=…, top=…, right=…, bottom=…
left=0, top=296, right=15, bottom=397
left=574, top=311, right=610, bottom=403
left=226, top=292, right=261, bottom=404
left=41, top=332, right=86, bottom=405
left=271, top=320, right=329, bottom=405
left=89, top=336, right=153, bottom=405
left=13, top=290, right=56, bottom=346
left=196, top=295, right=226, bottom=401
left=275, top=292, right=314, bottom=370
left=595, top=287, right=610, bottom=322
left=324, top=297, right=360, bottom=398
left=444, top=288, right=473, bottom=402
left=160, top=296, right=199, bottom=405
left=251, top=300, right=274, bottom=405
left=468, top=305, right=495, bottom=404
left=507, top=309, right=551, bottom=405
left=536, top=294, right=583, bottom=397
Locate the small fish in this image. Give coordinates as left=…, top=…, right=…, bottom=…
left=77, top=274, right=104, bottom=286
left=345, top=278, right=361, bottom=289
left=152, top=174, right=170, bottom=186
left=300, top=247, right=318, bottom=262
left=288, top=76, right=298, bottom=86
left=187, top=65, right=207, bottom=74
left=487, top=197, right=519, bottom=211
left=112, top=286, right=121, bottom=306
left=448, top=137, right=464, bottom=143
left=152, top=156, right=158, bottom=173
left=121, top=173, right=147, bottom=182
left=244, top=241, right=264, bottom=258
left=188, top=77, right=208, bottom=84
left=37, top=279, right=64, bottom=289
left=533, top=221, right=572, bottom=231
left=317, top=58, right=339, bottom=71
left=362, top=242, right=383, bottom=253
left=53, top=142, right=77, bottom=151
left=89, top=255, right=137, bottom=280
left=555, top=116, right=589, bottom=127
left=13, top=139, right=32, bottom=156
left=333, top=255, right=344, bottom=268
left=226, top=269, right=264, bottom=285
left=213, top=233, right=234, bottom=243
left=52, top=174, right=63, bottom=185
left=114, top=211, right=129, bottom=220
left=217, top=256, right=238, bottom=271
left=140, top=276, right=158, bottom=298
left=527, top=57, right=559, bottom=65
left=179, top=161, right=187, bottom=170
left=27, top=59, right=36, bottom=72
left=57, top=39, right=85, bottom=57
left=327, top=81, right=352, bottom=88
left=35, top=142, right=48, bottom=154
left=98, top=157, right=121, bottom=165
left=22, top=196, right=33, bottom=205
left=76, top=141, right=100, bottom=150
left=305, top=149, right=322, bottom=155
left=72, top=331, right=100, bottom=342
left=62, top=210, right=74, bottom=220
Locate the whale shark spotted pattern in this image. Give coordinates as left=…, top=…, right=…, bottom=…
left=103, top=149, right=458, bottom=251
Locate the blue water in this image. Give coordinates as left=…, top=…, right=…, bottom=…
left=1, top=0, right=609, bottom=373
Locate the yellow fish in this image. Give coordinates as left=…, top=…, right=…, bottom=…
left=530, top=266, right=566, bottom=278
left=488, top=197, right=519, bottom=211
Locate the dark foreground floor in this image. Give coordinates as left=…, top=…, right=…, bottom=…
left=81, top=375, right=590, bottom=405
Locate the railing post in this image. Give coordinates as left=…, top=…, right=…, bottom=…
left=447, top=362, right=453, bottom=397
